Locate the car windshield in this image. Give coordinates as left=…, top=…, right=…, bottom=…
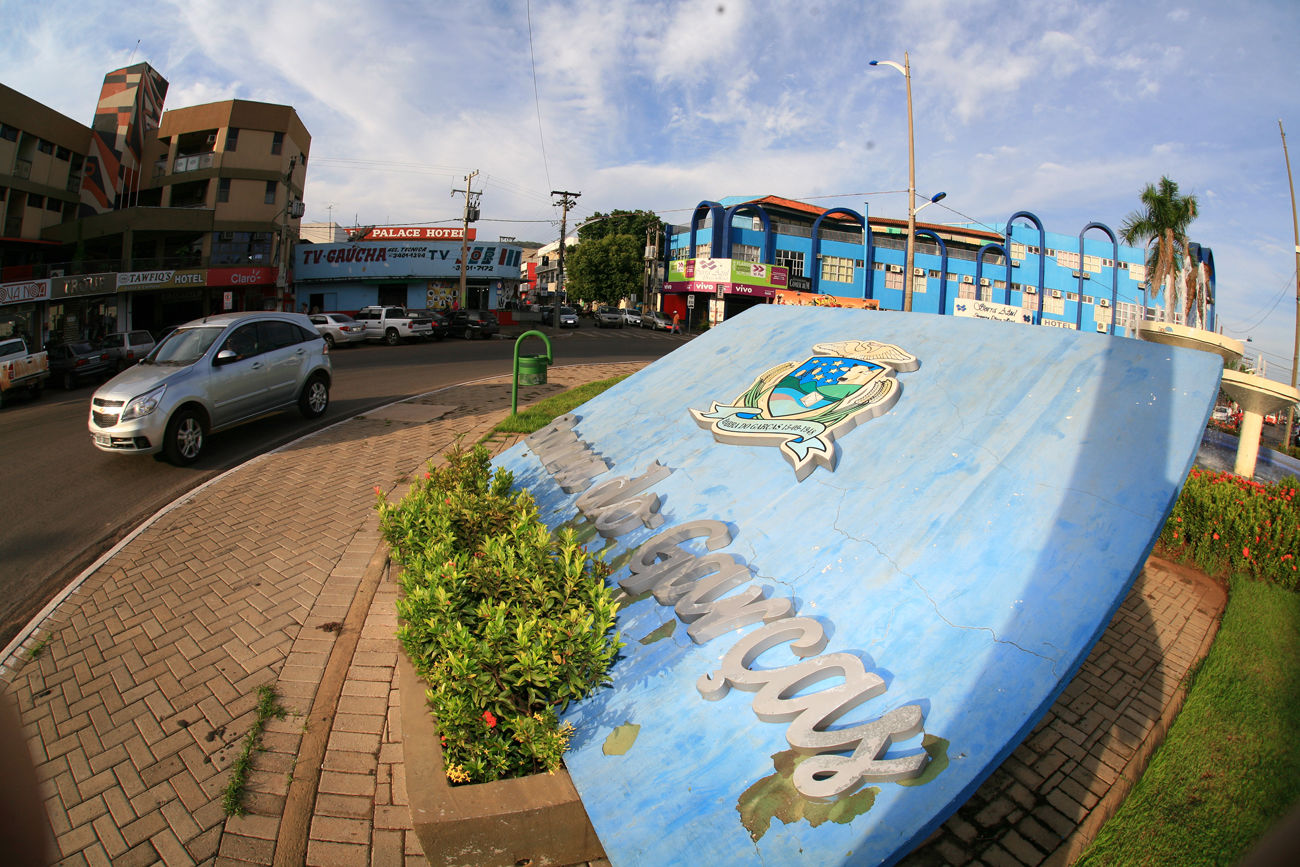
left=149, top=326, right=224, bottom=364
left=561, top=308, right=575, bottom=315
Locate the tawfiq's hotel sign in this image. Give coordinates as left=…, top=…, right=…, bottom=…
left=492, top=305, right=1220, bottom=865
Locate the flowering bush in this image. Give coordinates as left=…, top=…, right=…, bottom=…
left=377, top=443, right=623, bottom=784
left=1159, top=468, right=1300, bottom=591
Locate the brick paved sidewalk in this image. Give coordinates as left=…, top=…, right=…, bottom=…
left=0, top=359, right=1225, bottom=867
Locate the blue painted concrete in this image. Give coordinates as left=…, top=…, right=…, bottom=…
left=492, top=305, right=1222, bottom=866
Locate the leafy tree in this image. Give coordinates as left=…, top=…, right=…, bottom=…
left=577, top=209, right=661, bottom=243
left=565, top=234, right=643, bottom=307
left=1119, top=176, right=1200, bottom=323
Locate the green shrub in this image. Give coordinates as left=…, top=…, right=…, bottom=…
left=1159, top=468, right=1300, bottom=590
left=377, top=443, right=623, bottom=784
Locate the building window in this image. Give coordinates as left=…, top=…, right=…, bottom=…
left=775, top=249, right=805, bottom=276
left=37, top=138, right=54, bottom=155
left=0, top=186, right=6, bottom=201
left=217, top=178, right=231, bottom=203
left=55, top=145, right=70, bottom=161
left=820, top=255, right=855, bottom=284
left=271, top=132, right=284, bottom=155
left=225, top=128, right=239, bottom=151
left=732, top=243, right=760, bottom=263
left=0, top=123, right=17, bottom=142
left=264, top=180, right=277, bottom=205
left=46, top=198, right=61, bottom=212
left=27, top=194, right=44, bottom=209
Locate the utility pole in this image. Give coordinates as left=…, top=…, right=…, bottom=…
left=1281, top=121, right=1300, bottom=448
left=644, top=221, right=662, bottom=312
left=273, top=156, right=298, bottom=311
left=453, top=170, right=480, bottom=310
left=551, top=190, right=580, bottom=328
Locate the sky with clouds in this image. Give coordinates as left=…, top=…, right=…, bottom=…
left=3, top=0, right=1300, bottom=384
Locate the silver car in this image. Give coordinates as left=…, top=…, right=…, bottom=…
left=309, top=312, right=367, bottom=348
left=88, top=311, right=331, bottom=465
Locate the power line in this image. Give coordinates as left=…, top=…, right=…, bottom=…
left=526, top=0, right=552, bottom=191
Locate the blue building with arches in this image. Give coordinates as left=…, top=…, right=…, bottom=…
left=662, top=194, right=1215, bottom=337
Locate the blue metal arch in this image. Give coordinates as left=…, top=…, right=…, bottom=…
left=1006, top=211, right=1046, bottom=324
left=721, top=203, right=774, bottom=263
left=688, top=201, right=724, bottom=259
left=974, top=243, right=1013, bottom=304
left=1077, top=222, right=1118, bottom=334
left=913, top=229, right=949, bottom=314
left=811, top=207, right=866, bottom=296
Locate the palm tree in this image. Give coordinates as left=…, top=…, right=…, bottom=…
left=1120, top=176, right=1200, bottom=325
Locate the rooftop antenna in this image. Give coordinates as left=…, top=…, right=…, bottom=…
left=129, top=39, right=141, bottom=64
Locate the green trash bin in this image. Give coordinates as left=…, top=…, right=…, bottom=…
left=517, top=354, right=549, bottom=385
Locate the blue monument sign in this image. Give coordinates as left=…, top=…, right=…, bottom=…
left=492, top=305, right=1221, bottom=866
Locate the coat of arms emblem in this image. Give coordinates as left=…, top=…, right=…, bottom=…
left=691, top=340, right=919, bottom=480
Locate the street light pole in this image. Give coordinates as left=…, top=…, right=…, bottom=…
left=870, top=53, right=917, bottom=310
left=1281, top=120, right=1299, bottom=447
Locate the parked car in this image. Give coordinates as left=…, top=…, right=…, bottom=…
left=309, top=313, right=367, bottom=348
left=99, top=330, right=157, bottom=372
left=641, top=311, right=673, bottom=331
left=448, top=310, right=500, bottom=339
left=1211, top=406, right=1232, bottom=423
left=0, top=336, right=48, bottom=407
left=594, top=307, right=623, bottom=328
left=353, top=306, right=434, bottom=344
left=88, top=311, right=331, bottom=465
left=558, top=307, right=579, bottom=328
left=48, top=341, right=113, bottom=389
left=406, top=310, right=450, bottom=341
left=620, top=308, right=642, bottom=327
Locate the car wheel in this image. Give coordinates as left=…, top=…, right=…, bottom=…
left=384, top=328, right=401, bottom=346
left=464, top=328, right=474, bottom=340
left=299, top=373, right=330, bottom=419
left=163, top=408, right=205, bottom=466
left=63, top=371, right=77, bottom=390
left=323, top=333, right=336, bottom=349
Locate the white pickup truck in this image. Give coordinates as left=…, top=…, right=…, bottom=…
left=353, top=306, right=434, bottom=345
left=0, top=336, right=49, bottom=408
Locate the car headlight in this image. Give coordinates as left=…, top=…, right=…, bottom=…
left=121, top=384, right=167, bottom=421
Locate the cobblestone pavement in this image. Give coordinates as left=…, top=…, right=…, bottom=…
left=0, top=361, right=1225, bottom=866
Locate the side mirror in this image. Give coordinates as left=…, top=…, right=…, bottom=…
left=214, top=348, right=238, bottom=366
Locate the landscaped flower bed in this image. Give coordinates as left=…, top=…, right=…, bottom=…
left=1159, top=468, right=1300, bottom=591
left=377, top=443, right=623, bottom=784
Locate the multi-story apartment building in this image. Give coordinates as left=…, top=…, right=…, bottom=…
left=663, top=195, right=1215, bottom=337
left=0, top=63, right=309, bottom=345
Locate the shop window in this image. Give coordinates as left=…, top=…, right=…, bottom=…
left=820, top=255, right=855, bottom=283
left=775, top=249, right=805, bottom=276
left=271, top=132, right=284, bottom=155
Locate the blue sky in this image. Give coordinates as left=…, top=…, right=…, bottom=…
left=3, top=0, right=1300, bottom=384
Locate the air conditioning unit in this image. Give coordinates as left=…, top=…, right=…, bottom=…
left=1071, top=270, right=1082, bottom=278
left=913, top=268, right=925, bottom=276
left=1024, top=285, right=1037, bottom=294
left=1096, top=323, right=1108, bottom=333
left=979, top=278, right=990, bottom=287
left=206, top=134, right=217, bottom=145
left=887, top=265, right=903, bottom=273
left=961, top=275, right=974, bottom=284
left=1051, top=289, right=1063, bottom=299
left=1082, top=272, right=1091, bottom=280
left=1012, top=260, right=1022, bottom=267
left=1099, top=298, right=1110, bottom=308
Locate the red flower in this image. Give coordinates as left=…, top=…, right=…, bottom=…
left=1213, top=533, right=1219, bottom=540
left=1243, top=547, right=1250, bottom=558
left=483, top=711, right=497, bottom=728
